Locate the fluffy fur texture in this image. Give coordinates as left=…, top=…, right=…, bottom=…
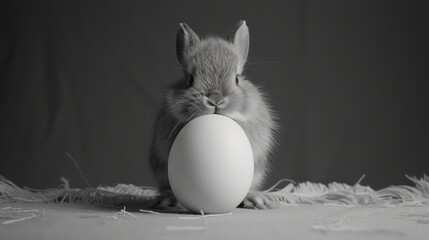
left=1, top=174, right=428, bottom=209
left=149, top=20, right=278, bottom=201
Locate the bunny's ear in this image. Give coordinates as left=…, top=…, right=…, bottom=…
left=176, top=23, right=200, bottom=68
left=227, top=20, right=249, bottom=66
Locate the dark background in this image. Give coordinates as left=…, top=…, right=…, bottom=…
left=1, top=1, right=428, bottom=190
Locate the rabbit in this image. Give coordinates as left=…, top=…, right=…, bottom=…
left=149, top=20, right=279, bottom=209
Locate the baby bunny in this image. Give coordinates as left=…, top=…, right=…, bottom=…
left=149, top=20, right=279, bottom=209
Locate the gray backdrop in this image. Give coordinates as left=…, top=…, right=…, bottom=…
left=1, top=0, right=428, bottom=190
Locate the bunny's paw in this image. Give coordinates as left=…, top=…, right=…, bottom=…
left=239, top=191, right=282, bottom=209
left=153, top=190, right=179, bottom=209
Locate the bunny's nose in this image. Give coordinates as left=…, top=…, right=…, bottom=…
left=204, top=91, right=228, bottom=109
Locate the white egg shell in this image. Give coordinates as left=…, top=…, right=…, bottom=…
left=168, top=114, right=254, bottom=214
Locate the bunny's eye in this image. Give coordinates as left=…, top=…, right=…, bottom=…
left=235, top=76, right=240, bottom=85
left=188, top=75, right=194, bottom=87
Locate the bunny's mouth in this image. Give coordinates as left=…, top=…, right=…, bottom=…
left=214, top=109, right=232, bottom=118
left=214, top=107, right=226, bottom=115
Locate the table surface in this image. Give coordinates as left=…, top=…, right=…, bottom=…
left=1, top=202, right=428, bottom=240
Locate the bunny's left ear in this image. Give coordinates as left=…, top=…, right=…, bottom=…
left=227, top=20, right=249, bottom=67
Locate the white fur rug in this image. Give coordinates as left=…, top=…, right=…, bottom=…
left=1, top=175, right=428, bottom=208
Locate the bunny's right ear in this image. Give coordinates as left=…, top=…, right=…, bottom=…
left=176, top=23, right=200, bottom=68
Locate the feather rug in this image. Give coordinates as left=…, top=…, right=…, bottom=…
left=0, top=174, right=428, bottom=209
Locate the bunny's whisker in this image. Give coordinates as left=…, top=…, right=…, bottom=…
left=245, top=61, right=281, bottom=65
left=244, top=67, right=263, bottom=71
left=166, top=114, right=187, bottom=143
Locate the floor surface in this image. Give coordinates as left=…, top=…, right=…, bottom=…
left=1, top=203, right=428, bottom=240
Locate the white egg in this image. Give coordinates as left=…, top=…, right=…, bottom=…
left=168, top=114, right=254, bottom=214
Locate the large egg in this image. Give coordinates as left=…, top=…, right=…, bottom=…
left=168, top=114, right=254, bottom=214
